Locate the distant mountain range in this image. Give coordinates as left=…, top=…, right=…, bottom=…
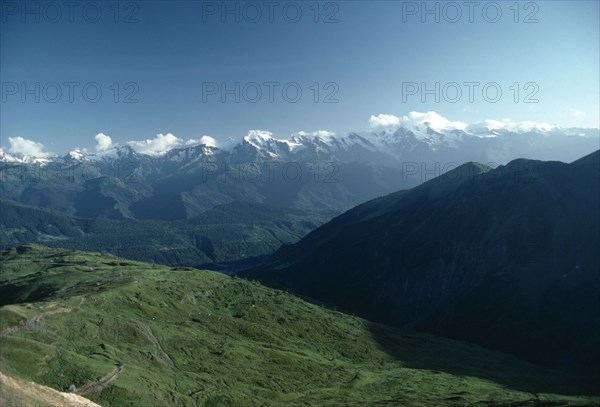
left=2, top=117, right=599, bottom=273
left=0, top=200, right=336, bottom=272
left=2, top=121, right=598, bottom=168
left=242, top=150, right=600, bottom=367
left=2, top=120, right=598, bottom=221
left=0, top=138, right=409, bottom=220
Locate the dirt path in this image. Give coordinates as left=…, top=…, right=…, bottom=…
left=74, top=364, right=125, bottom=395
left=0, top=322, right=23, bottom=337
left=33, top=306, right=72, bottom=321
left=137, top=322, right=174, bottom=368
left=0, top=306, right=71, bottom=337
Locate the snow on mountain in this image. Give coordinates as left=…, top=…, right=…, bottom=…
left=160, top=144, right=218, bottom=162
left=0, top=146, right=52, bottom=165
left=67, top=149, right=87, bottom=161
left=0, top=137, right=53, bottom=164
left=0, top=147, right=22, bottom=163
left=242, top=130, right=306, bottom=158
left=466, top=119, right=559, bottom=134
left=2, top=113, right=598, bottom=167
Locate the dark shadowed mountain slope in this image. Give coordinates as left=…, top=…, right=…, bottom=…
left=242, top=151, right=600, bottom=366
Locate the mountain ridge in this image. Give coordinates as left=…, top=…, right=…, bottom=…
left=2, top=121, right=599, bottom=167
left=242, top=151, right=600, bottom=366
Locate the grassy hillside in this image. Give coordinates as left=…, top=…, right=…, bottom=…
left=0, top=245, right=598, bottom=406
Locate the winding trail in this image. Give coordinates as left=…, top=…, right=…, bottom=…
left=33, top=306, right=72, bottom=321
left=0, top=305, right=71, bottom=336
left=137, top=321, right=175, bottom=368
left=74, top=364, right=125, bottom=395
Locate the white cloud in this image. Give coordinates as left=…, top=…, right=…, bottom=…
left=467, top=119, right=558, bottom=133
left=183, top=136, right=218, bottom=148
left=246, top=130, right=274, bottom=141
left=369, top=114, right=400, bottom=129
left=218, top=136, right=238, bottom=151
left=8, top=136, right=51, bottom=158
left=314, top=130, right=336, bottom=138
left=127, top=133, right=183, bottom=156
left=126, top=133, right=218, bottom=155
left=292, top=130, right=336, bottom=139
left=95, top=133, right=114, bottom=152
left=198, top=136, right=218, bottom=147
left=400, top=111, right=467, bottom=132
left=367, top=111, right=562, bottom=134
left=370, top=112, right=466, bottom=132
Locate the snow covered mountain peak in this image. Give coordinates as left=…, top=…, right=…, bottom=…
left=0, top=146, right=52, bottom=165
left=242, top=130, right=305, bottom=157
left=465, top=120, right=560, bottom=134
left=2, top=113, right=598, bottom=166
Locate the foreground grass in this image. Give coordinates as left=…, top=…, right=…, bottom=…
left=0, top=245, right=598, bottom=406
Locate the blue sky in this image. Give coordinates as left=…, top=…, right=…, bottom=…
left=1, top=0, right=599, bottom=153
